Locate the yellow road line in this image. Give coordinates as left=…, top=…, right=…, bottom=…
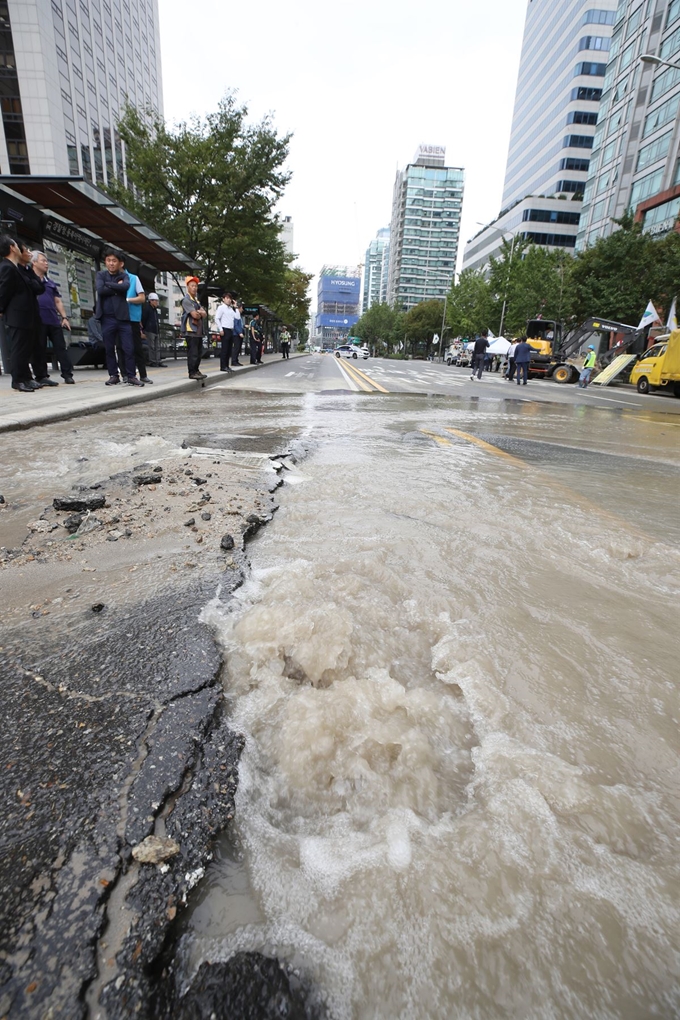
left=340, top=357, right=390, bottom=393
left=444, top=427, right=525, bottom=464
left=334, top=357, right=373, bottom=392
left=419, top=428, right=453, bottom=446
left=438, top=425, right=652, bottom=540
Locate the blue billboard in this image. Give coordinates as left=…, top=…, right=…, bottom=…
left=316, top=313, right=359, bottom=329
left=318, top=276, right=361, bottom=305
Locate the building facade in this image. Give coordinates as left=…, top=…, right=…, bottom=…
left=315, top=265, right=361, bottom=344
left=281, top=215, right=294, bottom=256
left=578, top=0, right=680, bottom=247
left=463, top=0, right=617, bottom=272
left=362, top=226, right=390, bottom=313
left=3, top=0, right=163, bottom=181
left=386, top=145, right=464, bottom=311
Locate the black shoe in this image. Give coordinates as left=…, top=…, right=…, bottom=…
left=127, top=377, right=143, bottom=386
left=189, top=372, right=203, bottom=380
left=12, top=382, right=36, bottom=393
left=36, top=377, right=59, bottom=387
left=232, top=362, right=243, bottom=366
left=141, top=376, right=153, bottom=384
left=64, top=376, right=75, bottom=384
left=105, top=376, right=120, bottom=386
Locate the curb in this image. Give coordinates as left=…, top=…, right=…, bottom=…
left=0, top=354, right=309, bottom=435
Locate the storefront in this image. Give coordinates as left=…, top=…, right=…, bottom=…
left=0, top=175, right=199, bottom=370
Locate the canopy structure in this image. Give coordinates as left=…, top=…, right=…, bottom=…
left=0, top=176, right=199, bottom=279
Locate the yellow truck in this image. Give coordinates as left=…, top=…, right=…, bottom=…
left=629, top=331, right=680, bottom=397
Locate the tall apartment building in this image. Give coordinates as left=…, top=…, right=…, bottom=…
left=315, top=265, right=361, bottom=344
left=362, top=226, right=390, bottom=313
left=2, top=0, right=163, bottom=181
left=463, top=0, right=617, bottom=273
left=578, top=0, right=680, bottom=246
left=386, top=145, right=464, bottom=311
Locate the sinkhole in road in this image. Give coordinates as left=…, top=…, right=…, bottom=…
left=174, top=391, right=680, bottom=1020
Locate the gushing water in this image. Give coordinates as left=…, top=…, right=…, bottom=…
left=181, top=394, right=680, bottom=1019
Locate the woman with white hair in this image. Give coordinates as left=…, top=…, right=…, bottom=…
left=31, top=250, right=75, bottom=383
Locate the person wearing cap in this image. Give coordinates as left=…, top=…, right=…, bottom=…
left=181, top=276, right=207, bottom=379
left=579, top=345, right=597, bottom=388
left=141, top=291, right=164, bottom=367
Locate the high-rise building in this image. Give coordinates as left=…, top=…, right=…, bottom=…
left=462, top=0, right=617, bottom=273
left=315, top=265, right=361, bottom=344
left=578, top=0, right=680, bottom=247
left=281, top=215, right=294, bottom=256
left=2, top=0, right=163, bottom=182
left=386, top=145, right=464, bottom=311
left=362, top=226, right=390, bottom=313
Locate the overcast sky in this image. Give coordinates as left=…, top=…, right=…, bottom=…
left=159, top=0, right=528, bottom=290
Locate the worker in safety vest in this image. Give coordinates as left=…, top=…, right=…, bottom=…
left=579, top=345, right=597, bottom=388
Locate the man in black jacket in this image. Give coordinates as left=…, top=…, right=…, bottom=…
left=17, top=241, right=58, bottom=387
left=0, top=234, right=45, bottom=392
left=94, top=248, right=141, bottom=386
left=470, top=330, right=489, bottom=381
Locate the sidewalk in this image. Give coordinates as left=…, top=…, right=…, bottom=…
left=0, top=352, right=306, bottom=433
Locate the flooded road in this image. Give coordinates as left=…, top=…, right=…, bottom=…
left=2, top=382, right=679, bottom=1019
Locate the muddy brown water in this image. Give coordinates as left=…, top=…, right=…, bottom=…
left=2, top=389, right=679, bottom=1018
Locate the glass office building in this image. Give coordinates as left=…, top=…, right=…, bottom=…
left=387, top=146, right=464, bottom=311
left=2, top=0, right=162, bottom=181
left=464, top=0, right=617, bottom=272
left=578, top=0, right=680, bottom=247
left=362, top=226, right=390, bottom=313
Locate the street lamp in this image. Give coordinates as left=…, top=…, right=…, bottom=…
left=639, top=53, right=680, bottom=70
left=477, top=222, right=516, bottom=337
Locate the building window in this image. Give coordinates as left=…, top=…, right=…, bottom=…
left=522, top=209, right=581, bottom=225
left=571, top=86, right=603, bottom=101
left=643, top=93, right=680, bottom=137
left=555, top=180, right=586, bottom=193
left=575, top=61, right=607, bottom=76
left=521, top=232, right=577, bottom=247
left=583, top=9, right=616, bottom=25
left=668, top=0, right=680, bottom=28
left=579, top=35, right=611, bottom=50
left=660, top=25, right=680, bottom=61
left=560, top=157, right=590, bottom=171
left=629, top=168, right=665, bottom=208
left=564, top=134, right=595, bottom=148
left=0, top=2, right=30, bottom=173
left=625, top=4, right=645, bottom=36
left=567, top=111, right=598, bottom=125
left=636, top=131, right=672, bottom=172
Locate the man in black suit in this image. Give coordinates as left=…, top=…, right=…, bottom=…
left=94, top=247, right=141, bottom=386
left=17, top=241, right=57, bottom=386
left=0, top=234, right=45, bottom=392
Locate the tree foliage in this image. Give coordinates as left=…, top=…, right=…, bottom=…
left=353, top=303, right=402, bottom=355
left=444, top=214, right=680, bottom=339
left=107, top=95, right=296, bottom=305
left=269, top=266, right=313, bottom=337
left=403, top=300, right=445, bottom=357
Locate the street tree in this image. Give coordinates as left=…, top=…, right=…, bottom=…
left=270, top=266, right=313, bottom=338
left=489, top=238, right=573, bottom=334
left=107, top=96, right=293, bottom=304
left=447, top=268, right=497, bottom=338
left=353, top=303, right=400, bottom=355
left=403, top=300, right=445, bottom=357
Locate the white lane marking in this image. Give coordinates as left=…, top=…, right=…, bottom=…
left=285, top=371, right=295, bottom=377
left=333, top=357, right=361, bottom=391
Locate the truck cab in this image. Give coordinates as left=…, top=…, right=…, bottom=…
left=629, top=331, right=680, bottom=396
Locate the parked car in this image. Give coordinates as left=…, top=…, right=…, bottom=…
left=335, top=344, right=369, bottom=359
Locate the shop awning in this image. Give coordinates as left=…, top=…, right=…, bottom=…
left=0, top=176, right=200, bottom=274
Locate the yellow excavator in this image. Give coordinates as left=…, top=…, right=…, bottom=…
left=524, top=317, right=644, bottom=383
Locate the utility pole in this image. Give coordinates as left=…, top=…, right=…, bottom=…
left=440, top=294, right=447, bottom=362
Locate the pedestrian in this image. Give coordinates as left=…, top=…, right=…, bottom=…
left=141, top=292, right=165, bottom=367
left=280, top=326, right=291, bottom=359
left=31, top=250, right=75, bottom=384
left=94, top=247, right=142, bottom=387
left=87, top=314, right=106, bottom=368
left=231, top=302, right=245, bottom=366
left=513, top=335, right=533, bottom=386
left=470, top=329, right=489, bottom=380
left=17, top=242, right=57, bottom=387
left=0, top=235, right=44, bottom=392
left=505, top=338, right=518, bottom=381
left=181, top=275, right=208, bottom=380
left=249, top=311, right=263, bottom=364
left=214, top=292, right=236, bottom=372
left=579, top=345, right=597, bottom=387
left=121, top=259, right=151, bottom=384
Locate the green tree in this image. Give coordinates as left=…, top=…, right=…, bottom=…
left=270, top=266, right=313, bottom=338
left=107, top=96, right=293, bottom=303
left=353, top=303, right=400, bottom=355
left=403, top=299, right=445, bottom=358
left=490, top=238, right=573, bottom=334
left=567, top=213, right=680, bottom=325
left=447, top=268, right=498, bottom=338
